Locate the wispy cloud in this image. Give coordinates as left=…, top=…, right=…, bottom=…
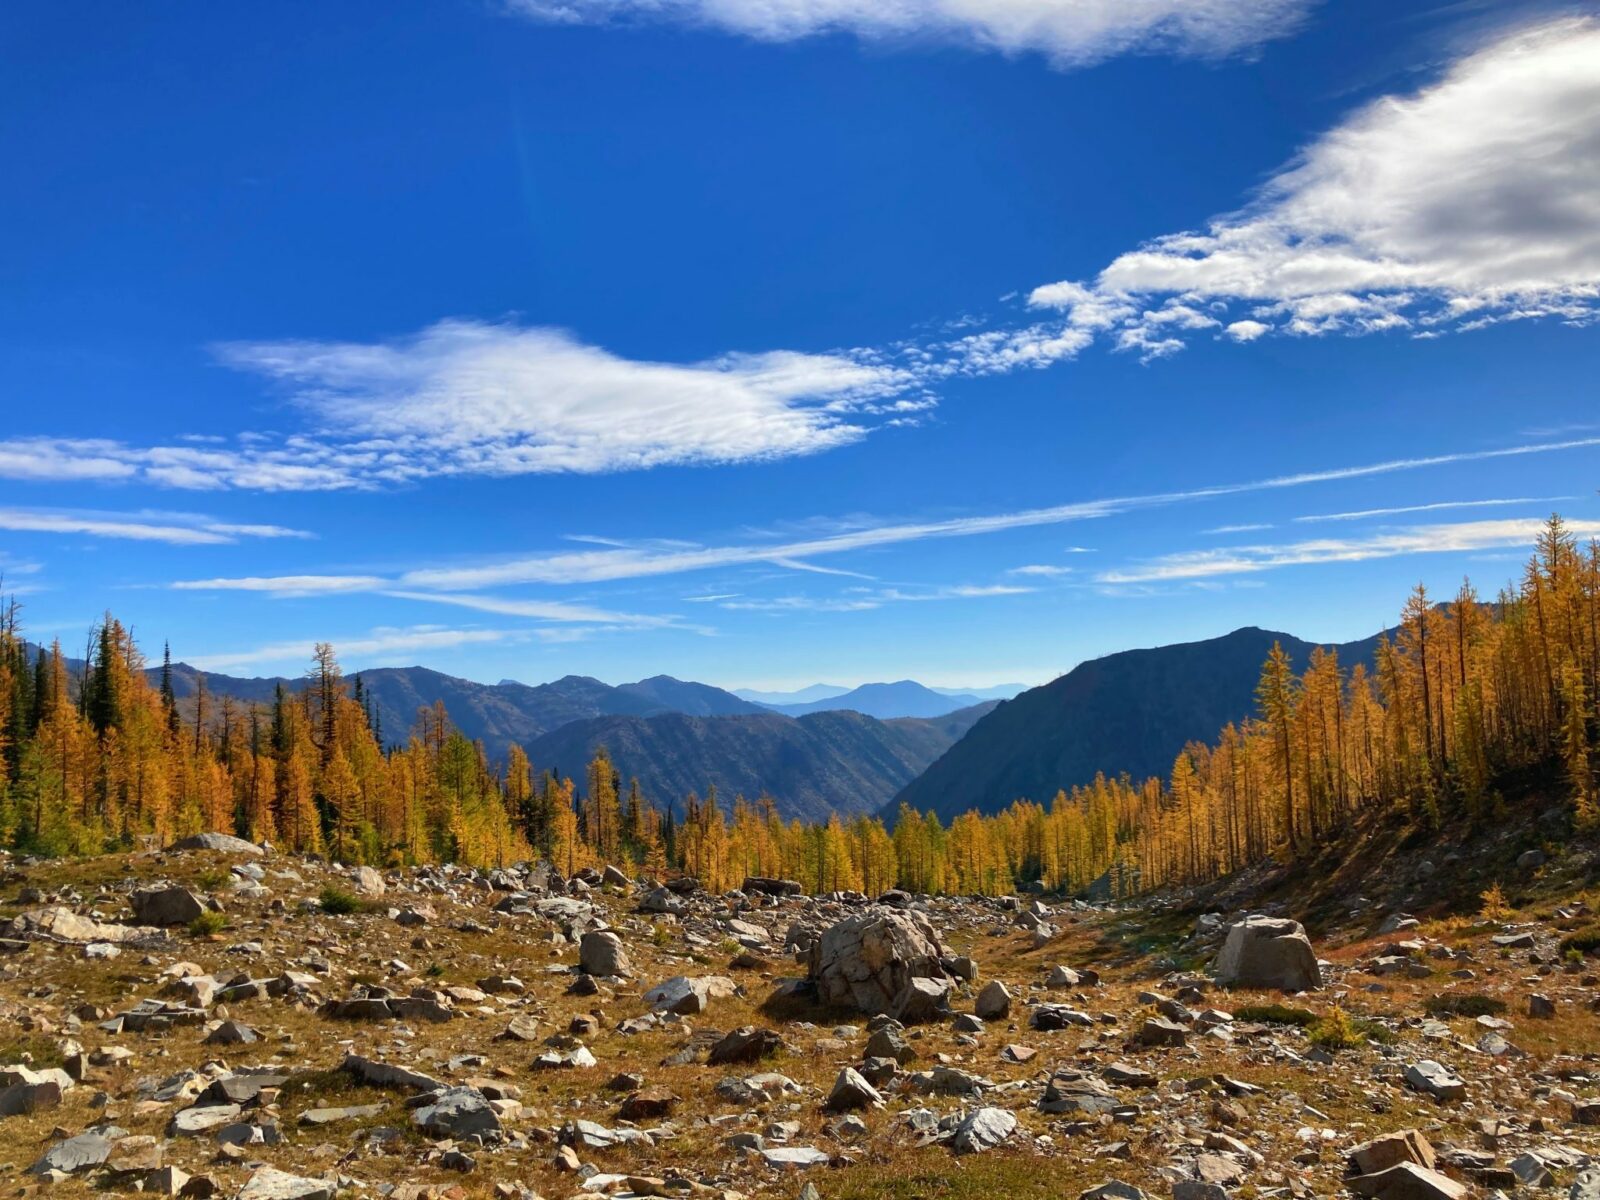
left=1029, top=17, right=1600, bottom=353
left=1008, top=564, right=1073, bottom=577
left=1097, top=517, right=1600, bottom=584
left=505, top=0, right=1310, bottom=68
left=721, top=582, right=1033, bottom=613
left=167, top=435, right=1600, bottom=594
left=379, top=589, right=705, bottom=632
left=171, top=575, right=388, bottom=595
left=0, top=507, right=314, bottom=546
left=185, top=626, right=515, bottom=672
left=1204, top=522, right=1274, bottom=534
left=1293, top=497, right=1573, bottom=523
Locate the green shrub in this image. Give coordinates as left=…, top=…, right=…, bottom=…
left=1424, top=993, right=1507, bottom=1018
left=1307, top=1008, right=1397, bottom=1050
left=1234, top=1003, right=1317, bottom=1027
left=1559, top=927, right=1600, bottom=957
left=318, top=884, right=376, bottom=915
left=1307, top=1007, right=1363, bottom=1050
left=187, top=910, right=228, bottom=937
left=196, top=868, right=229, bottom=891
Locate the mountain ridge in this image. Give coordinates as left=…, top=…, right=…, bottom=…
left=890, top=625, right=1387, bottom=822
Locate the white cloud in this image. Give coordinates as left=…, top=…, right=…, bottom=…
left=0, top=508, right=314, bottom=546
left=1031, top=17, right=1600, bottom=351
left=218, top=321, right=911, bottom=479
left=1008, top=563, right=1073, bottom=576
left=1098, top=517, right=1600, bottom=584
left=506, top=0, right=1310, bottom=68
left=1204, top=522, right=1273, bottom=534
left=0, top=324, right=917, bottom=491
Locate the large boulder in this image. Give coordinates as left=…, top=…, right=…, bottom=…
left=168, top=833, right=263, bottom=857
left=132, top=887, right=210, bottom=926
left=579, top=930, right=633, bottom=978
left=807, top=906, right=952, bottom=1015
left=1213, top=915, right=1321, bottom=991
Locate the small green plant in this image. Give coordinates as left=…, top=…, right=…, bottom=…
left=1424, top=993, right=1507, bottom=1018
left=425, top=963, right=445, bottom=978
left=651, top=923, right=674, bottom=947
left=187, top=910, right=228, bottom=937
left=318, top=884, right=376, bottom=915
left=1559, top=927, right=1600, bottom=957
left=1234, top=1003, right=1317, bottom=1027
left=196, top=868, right=229, bottom=892
left=1566, top=947, right=1585, bottom=966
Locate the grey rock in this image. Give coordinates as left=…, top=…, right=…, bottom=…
left=1214, top=915, right=1321, bottom=991
left=413, top=1087, right=501, bottom=1138
left=826, top=1067, right=882, bottom=1111
left=29, top=1130, right=116, bottom=1175
left=974, top=980, right=1011, bottom=1019
left=235, top=1167, right=335, bottom=1200
left=1405, top=1060, right=1466, bottom=1102
left=579, top=930, right=633, bottom=978
left=133, top=887, right=211, bottom=926
left=951, top=1106, right=1015, bottom=1154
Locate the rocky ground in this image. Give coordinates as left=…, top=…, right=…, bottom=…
left=3, top=837, right=1600, bottom=1200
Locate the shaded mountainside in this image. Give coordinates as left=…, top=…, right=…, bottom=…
left=524, top=702, right=998, bottom=823
left=891, top=626, right=1385, bottom=822
left=767, top=679, right=985, bottom=718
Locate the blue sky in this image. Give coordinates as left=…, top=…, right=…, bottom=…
left=2, top=0, right=1598, bottom=690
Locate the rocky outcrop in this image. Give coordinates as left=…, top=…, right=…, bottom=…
left=806, top=906, right=954, bottom=1015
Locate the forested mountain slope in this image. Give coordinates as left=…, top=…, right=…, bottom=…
left=525, top=702, right=998, bottom=823
left=891, top=626, right=1383, bottom=821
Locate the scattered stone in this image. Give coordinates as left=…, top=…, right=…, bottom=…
left=708, top=1026, right=784, bottom=1065
left=950, top=1105, right=1014, bottom=1154
left=412, top=1087, right=501, bottom=1138
left=1404, top=1060, right=1466, bottom=1103
left=235, top=1167, right=335, bottom=1200
left=826, top=1067, right=882, bottom=1111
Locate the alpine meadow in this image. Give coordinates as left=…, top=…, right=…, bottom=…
left=3, top=5, right=1600, bottom=1200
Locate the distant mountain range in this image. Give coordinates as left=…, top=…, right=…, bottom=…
left=20, top=641, right=989, bottom=821
left=23, top=625, right=1388, bottom=827
left=889, top=626, right=1385, bottom=822
left=738, top=679, right=1027, bottom=718
left=523, top=703, right=998, bottom=823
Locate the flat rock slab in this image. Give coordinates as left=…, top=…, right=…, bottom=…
left=236, top=1167, right=335, bottom=1200
left=298, top=1104, right=386, bottom=1126
left=170, top=833, right=264, bottom=856
left=30, top=1130, right=116, bottom=1175
left=760, top=1146, right=830, bottom=1168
